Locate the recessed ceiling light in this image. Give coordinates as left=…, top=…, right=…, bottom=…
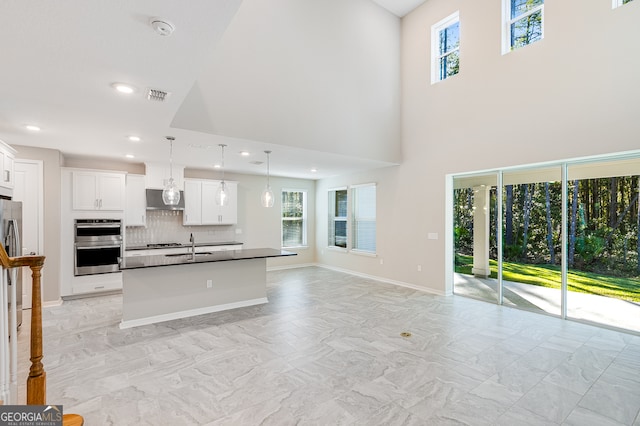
left=112, top=83, right=135, bottom=94
left=125, top=154, right=135, bottom=159
left=24, top=124, right=41, bottom=132
left=213, top=164, right=221, bottom=169
left=311, top=168, right=318, bottom=173
left=240, top=151, right=250, bottom=156
left=128, top=136, right=141, bottom=142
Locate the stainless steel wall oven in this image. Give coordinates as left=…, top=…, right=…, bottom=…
left=74, top=219, right=122, bottom=276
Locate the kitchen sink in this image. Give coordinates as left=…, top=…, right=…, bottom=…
left=164, top=252, right=213, bottom=257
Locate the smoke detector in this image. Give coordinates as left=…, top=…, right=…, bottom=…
left=150, top=18, right=175, bottom=36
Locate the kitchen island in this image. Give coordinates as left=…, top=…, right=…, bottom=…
left=118, top=248, right=296, bottom=328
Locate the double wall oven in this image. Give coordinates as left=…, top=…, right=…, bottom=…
left=74, top=219, right=122, bottom=276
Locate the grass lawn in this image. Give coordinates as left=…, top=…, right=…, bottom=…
left=455, top=254, right=640, bottom=303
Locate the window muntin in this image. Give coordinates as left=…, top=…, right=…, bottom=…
left=328, top=188, right=348, bottom=248
left=431, top=12, right=460, bottom=84
left=351, top=184, right=376, bottom=253
left=282, top=190, right=307, bottom=248
left=503, top=0, right=544, bottom=53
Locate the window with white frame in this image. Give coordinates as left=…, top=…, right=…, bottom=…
left=351, top=184, right=376, bottom=253
left=613, top=0, right=634, bottom=8
left=282, top=190, right=307, bottom=248
left=328, top=188, right=348, bottom=248
left=503, top=0, right=544, bottom=53
left=431, top=12, right=460, bottom=84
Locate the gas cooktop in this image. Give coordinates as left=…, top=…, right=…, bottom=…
left=146, top=243, right=182, bottom=248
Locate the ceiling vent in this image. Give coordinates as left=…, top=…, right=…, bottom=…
left=250, top=160, right=264, bottom=165
left=147, top=88, right=169, bottom=102
left=188, top=144, right=213, bottom=150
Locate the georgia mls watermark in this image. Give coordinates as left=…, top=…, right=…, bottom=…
left=0, top=405, right=63, bottom=426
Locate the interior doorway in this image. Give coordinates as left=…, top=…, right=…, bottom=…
left=13, top=160, right=44, bottom=310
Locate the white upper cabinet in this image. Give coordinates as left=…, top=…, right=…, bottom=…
left=73, top=171, right=125, bottom=211
left=125, top=174, right=146, bottom=226
left=217, top=181, right=237, bottom=225
left=0, top=140, right=16, bottom=193
left=2, top=152, right=14, bottom=189
left=144, top=162, right=184, bottom=190
left=183, top=179, right=202, bottom=225
left=201, top=181, right=219, bottom=224
left=183, top=179, right=237, bottom=225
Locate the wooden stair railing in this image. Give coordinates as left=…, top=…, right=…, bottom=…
left=0, top=246, right=84, bottom=425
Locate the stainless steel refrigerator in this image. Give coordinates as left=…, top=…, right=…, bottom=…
left=2, top=199, right=22, bottom=335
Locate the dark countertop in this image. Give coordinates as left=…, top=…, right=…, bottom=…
left=125, top=241, right=244, bottom=251
left=120, top=248, right=296, bottom=270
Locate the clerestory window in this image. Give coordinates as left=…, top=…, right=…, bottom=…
left=503, top=0, right=544, bottom=54
left=613, top=0, right=634, bottom=8
left=431, top=12, right=460, bottom=84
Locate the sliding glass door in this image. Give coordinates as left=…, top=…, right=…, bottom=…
left=566, top=160, right=640, bottom=332
left=452, top=174, right=499, bottom=303
left=450, top=154, right=640, bottom=334
left=501, top=167, right=562, bottom=316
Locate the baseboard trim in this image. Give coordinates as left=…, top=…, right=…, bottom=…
left=314, top=263, right=448, bottom=297
left=267, top=263, right=316, bottom=271
left=42, top=298, right=63, bottom=308
left=119, top=297, right=269, bottom=329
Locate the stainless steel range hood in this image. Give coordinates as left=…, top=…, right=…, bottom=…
left=146, top=189, right=185, bottom=210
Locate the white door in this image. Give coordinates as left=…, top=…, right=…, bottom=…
left=13, top=160, right=44, bottom=309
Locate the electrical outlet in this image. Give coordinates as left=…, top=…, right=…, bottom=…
left=417, top=265, right=422, bottom=272
left=206, top=279, right=213, bottom=288
left=379, top=259, right=384, bottom=265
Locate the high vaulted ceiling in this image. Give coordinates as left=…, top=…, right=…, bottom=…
left=0, top=0, right=425, bottom=179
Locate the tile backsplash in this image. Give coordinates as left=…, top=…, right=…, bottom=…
left=125, top=210, right=237, bottom=247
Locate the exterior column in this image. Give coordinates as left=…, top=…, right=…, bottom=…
left=472, top=185, right=491, bottom=278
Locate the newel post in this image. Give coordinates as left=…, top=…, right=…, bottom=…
left=26, top=262, right=45, bottom=404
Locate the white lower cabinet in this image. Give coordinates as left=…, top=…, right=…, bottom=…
left=61, top=272, right=123, bottom=297
left=72, top=276, right=123, bottom=295
left=183, top=179, right=237, bottom=225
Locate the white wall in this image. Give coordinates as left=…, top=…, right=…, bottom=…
left=13, top=146, right=63, bottom=303
left=172, top=0, right=401, bottom=164
left=316, top=0, right=640, bottom=294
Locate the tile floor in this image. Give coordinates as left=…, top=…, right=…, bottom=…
left=17, top=267, right=640, bottom=425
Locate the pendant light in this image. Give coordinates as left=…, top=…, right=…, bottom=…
left=215, top=144, right=228, bottom=206
left=162, top=136, right=181, bottom=205
left=261, top=150, right=274, bottom=208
